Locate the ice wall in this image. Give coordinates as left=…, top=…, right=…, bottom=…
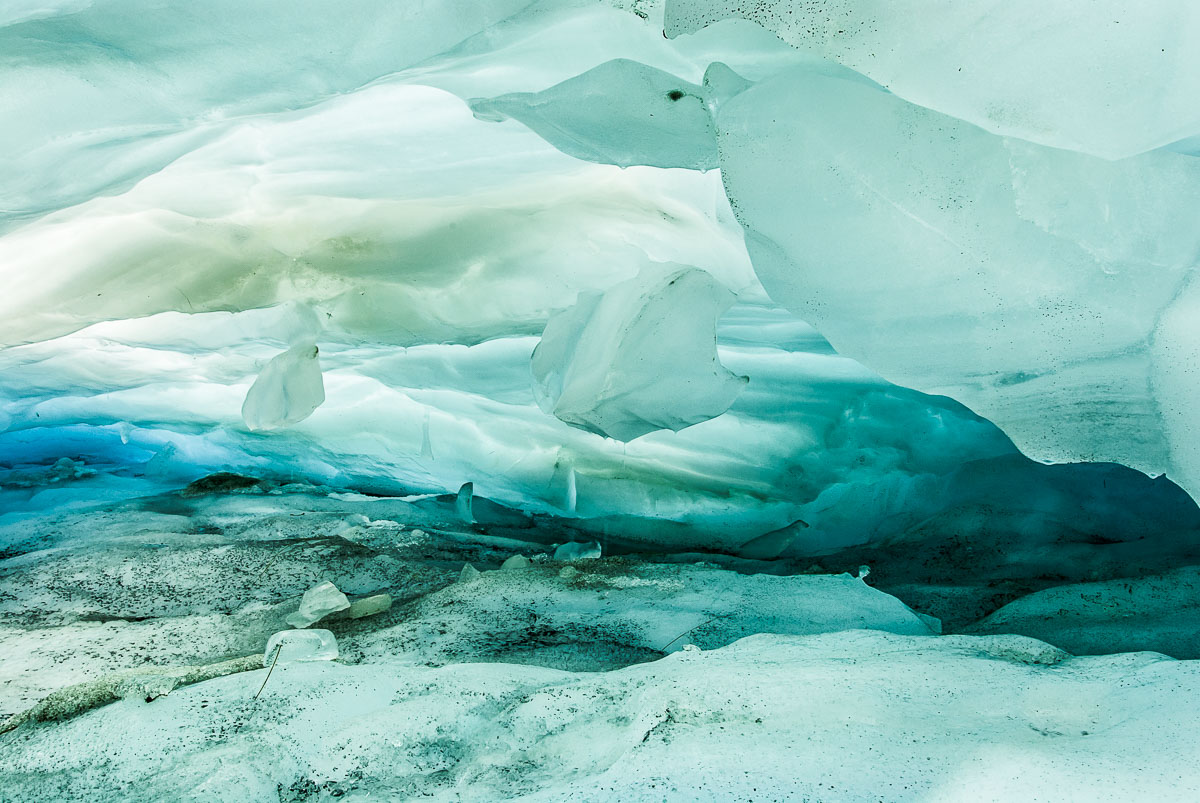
left=714, top=67, right=1200, bottom=499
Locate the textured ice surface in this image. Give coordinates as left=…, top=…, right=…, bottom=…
left=1, top=481, right=1198, bottom=798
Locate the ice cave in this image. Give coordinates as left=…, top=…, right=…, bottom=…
left=2, top=1, right=1200, bottom=800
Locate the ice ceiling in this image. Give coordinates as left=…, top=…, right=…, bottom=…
left=2, top=0, right=1200, bottom=552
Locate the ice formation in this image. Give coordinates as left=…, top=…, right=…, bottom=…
left=531, top=266, right=747, bottom=440
left=241, top=342, right=325, bottom=432
left=3, top=0, right=1200, bottom=799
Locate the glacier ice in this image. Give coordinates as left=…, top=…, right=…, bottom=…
left=346, top=593, right=392, bottom=620
left=0, top=0, right=537, bottom=220
left=455, top=481, right=475, bottom=524
left=3, top=0, right=1200, bottom=798
left=532, top=266, right=747, bottom=440
left=501, top=554, right=532, bottom=571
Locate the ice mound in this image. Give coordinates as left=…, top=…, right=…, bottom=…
left=348, top=559, right=935, bottom=671
left=966, top=567, right=1200, bottom=659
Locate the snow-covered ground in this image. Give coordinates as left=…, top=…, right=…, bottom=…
left=1, top=484, right=1198, bottom=800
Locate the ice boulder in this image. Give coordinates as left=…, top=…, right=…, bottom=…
left=554, top=540, right=602, bottom=561
left=264, top=629, right=338, bottom=666
left=285, top=580, right=350, bottom=629
left=736, top=519, right=808, bottom=561
left=532, top=266, right=747, bottom=441
left=241, top=342, right=325, bottom=432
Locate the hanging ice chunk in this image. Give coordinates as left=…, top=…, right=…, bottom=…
left=263, top=629, right=338, bottom=666
left=455, top=482, right=475, bottom=524
left=532, top=266, right=747, bottom=441
left=665, top=0, right=1200, bottom=159
left=554, top=540, right=602, bottom=561
left=241, top=342, right=325, bottom=432
left=714, top=67, right=1200, bottom=500
left=285, top=581, right=350, bottom=629
left=470, top=59, right=718, bottom=170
